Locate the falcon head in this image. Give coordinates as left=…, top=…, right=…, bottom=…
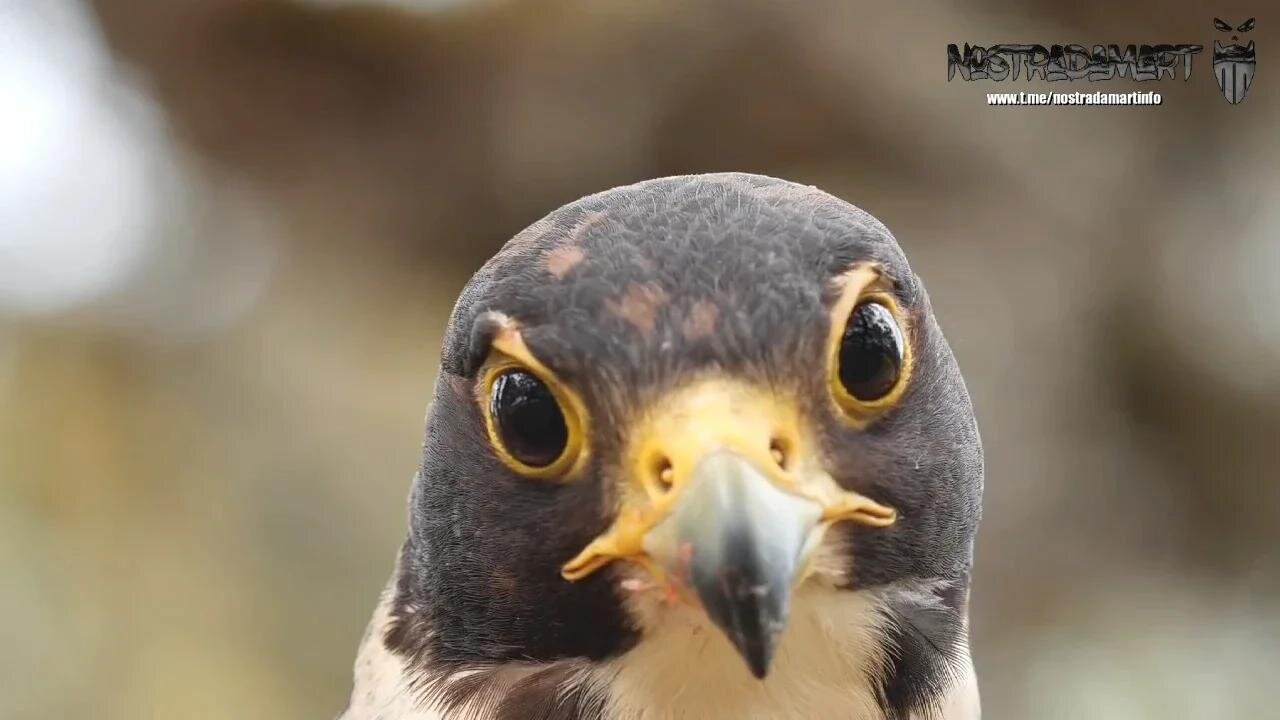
left=375, top=173, right=982, bottom=719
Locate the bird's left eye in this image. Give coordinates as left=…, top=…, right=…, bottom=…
left=489, top=370, right=569, bottom=468
left=836, top=301, right=905, bottom=403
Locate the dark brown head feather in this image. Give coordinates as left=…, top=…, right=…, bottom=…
left=388, top=173, right=981, bottom=720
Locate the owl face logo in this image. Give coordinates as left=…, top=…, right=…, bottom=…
left=1213, top=17, right=1256, bottom=104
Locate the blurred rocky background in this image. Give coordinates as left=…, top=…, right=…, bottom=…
left=1, top=0, right=1276, bottom=717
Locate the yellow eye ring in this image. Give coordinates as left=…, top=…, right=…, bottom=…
left=476, top=321, right=590, bottom=480
left=826, top=265, right=914, bottom=426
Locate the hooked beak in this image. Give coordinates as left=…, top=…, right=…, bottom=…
left=643, top=450, right=823, bottom=677
left=561, top=378, right=896, bottom=678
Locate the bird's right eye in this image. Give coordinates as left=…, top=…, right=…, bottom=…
left=489, top=370, right=569, bottom=469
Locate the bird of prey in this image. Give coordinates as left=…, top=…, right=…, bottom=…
left=342, top=173, right=983, bottom=720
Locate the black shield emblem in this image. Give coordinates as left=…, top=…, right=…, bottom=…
left=1213, top=40, right=1256, bottom=104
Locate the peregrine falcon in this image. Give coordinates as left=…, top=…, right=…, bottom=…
left=342, top=173, right=983, bottom=720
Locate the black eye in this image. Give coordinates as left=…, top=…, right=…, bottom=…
left=838, top=302, right=905, bottom=402
left=490, top=370, right=568, bottom=468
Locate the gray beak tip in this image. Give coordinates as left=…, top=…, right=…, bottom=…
left=742, top=627, right=779, bottom=679
left=696, top=567, right=787, bottom=680
left=746, top=647, right=774, bottom=680
left=691, top=530, right=795, bottom=680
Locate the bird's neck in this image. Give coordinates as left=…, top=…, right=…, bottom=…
left=601, top=582, right=891, bottom=719
left=342, top=577, right=978, bottom=720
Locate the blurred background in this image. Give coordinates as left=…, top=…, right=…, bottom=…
left=1, top=0, right=1276, bottom=717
